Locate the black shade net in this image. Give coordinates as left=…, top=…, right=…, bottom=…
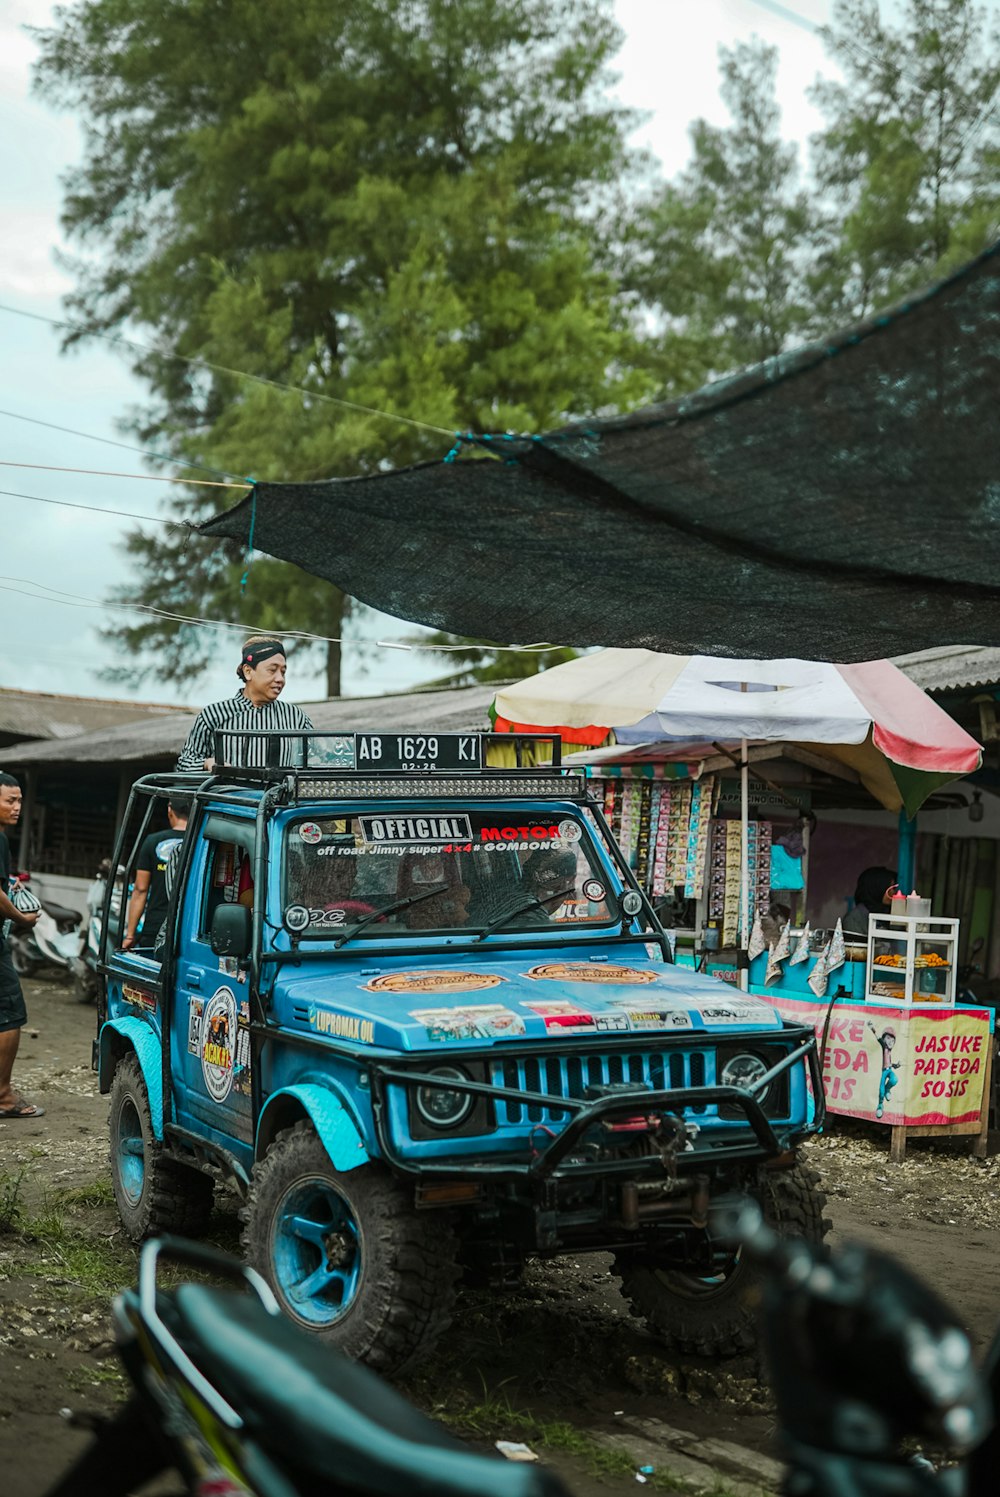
left=200, top=239, right=1000, bottom=662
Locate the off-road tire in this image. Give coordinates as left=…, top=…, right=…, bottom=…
left=615, top=1164, right=830, bottom=1357
left=108, top=1055, right=215, bottom=1242
left=242, top=1122, right=459, bottom=1374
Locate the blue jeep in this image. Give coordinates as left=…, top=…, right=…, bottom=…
left=96, top=732, right=828, bottom=1373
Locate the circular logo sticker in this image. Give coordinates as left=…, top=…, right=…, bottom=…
left=298, top=822, right=322, bottom=845
left=526, top=963, right=657, bottom=985
left=284, top=904, right=311, bottom=933
left=364, top=970, right=506, bottom=994
left=201, top=986, right=237, bottom=1102
left=557, top=819, right=582, bottom=842
left=582, top=878, right=606, bottom=901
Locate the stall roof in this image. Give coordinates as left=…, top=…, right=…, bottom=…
left=5, top=683, right=502, bottom=766
left=200, top=239, right=1000, bottom=662
left=892, top=646, right=1000, bottom=695
left=0, top=687, right=184, bottom=747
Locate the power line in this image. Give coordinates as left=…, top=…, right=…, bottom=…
left=0, top=301, right=457, bottom=440
left=745, top=0, right=821, bottom=33
left=0, top=486, right=187, bottom=529
left=0, top=405, right=244, bottom=482
left=0, top=460, right=249, bottom=489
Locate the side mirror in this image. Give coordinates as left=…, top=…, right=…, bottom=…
left=210, top=903, right=252, bottom=959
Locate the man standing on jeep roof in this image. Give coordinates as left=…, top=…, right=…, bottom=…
left=176, top=636, right=315, bottom=771
left=0, top=772, right=44, bottom=1119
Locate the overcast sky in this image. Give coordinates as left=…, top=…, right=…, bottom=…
left=0, top=0, right=835, bottom=707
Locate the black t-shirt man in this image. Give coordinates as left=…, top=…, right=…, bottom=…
left=0, top=827, right=10, bottom=944
left=133, top=828, right=183, bottom=940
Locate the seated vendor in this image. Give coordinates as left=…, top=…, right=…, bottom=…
left=843, top=866, right=897, bottom=937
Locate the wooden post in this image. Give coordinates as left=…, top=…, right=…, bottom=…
left=890, top=1125, right=907, bottom=1163
left=16, top=767, right=35, bottom=870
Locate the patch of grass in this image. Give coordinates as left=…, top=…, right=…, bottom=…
left=67, top=1362, right=128, bottom=1393
left=20, top=1211, right=135, bottom=1297
left=52, top=1178, right=115, bottom=1209
left=0, top=1167, right=27, bottom=1234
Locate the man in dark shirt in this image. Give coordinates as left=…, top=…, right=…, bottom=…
left=122, top=796, right=191, bottom=951
left=0, top=772, right=44, bottom=1118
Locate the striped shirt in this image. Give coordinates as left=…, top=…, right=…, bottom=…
left=176, top=690, right=316, bottom=770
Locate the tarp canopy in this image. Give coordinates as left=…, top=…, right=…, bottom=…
left=201, top=240, right=1000, bottom=661
left=492, top=649, right=983, bottom=816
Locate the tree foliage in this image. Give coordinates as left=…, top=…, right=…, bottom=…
left=34, top=0, right=657, bottom=692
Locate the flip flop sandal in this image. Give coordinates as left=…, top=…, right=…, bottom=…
left=0, top=1099, right=45, bottom=1119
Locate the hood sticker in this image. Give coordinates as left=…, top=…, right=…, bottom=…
left=523, top=999, right=628, bottom=1034
left=364, top=970, right=506, bottom=995
left=309, top=1008, right=375, bottom=1044
left=692, top=1002, right=775, bottom=1025
left=201, top=986, right=237, bottom=1102
left=412, top=1004, right=526, bottom=1041
left=525, top=962, right=657, bottom=986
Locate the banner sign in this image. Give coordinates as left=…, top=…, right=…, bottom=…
left=768, top=994, right=993, bottom=1127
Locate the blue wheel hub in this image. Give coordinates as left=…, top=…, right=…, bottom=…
left=117, top=1096, right=146, bottom=1206
left=272, top=1178, right=362, bottom=1327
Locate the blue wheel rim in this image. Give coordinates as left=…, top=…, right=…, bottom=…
left=117, top=1096, right=145, bottom=1206
left=272, top=1178, right=361, bottom=1327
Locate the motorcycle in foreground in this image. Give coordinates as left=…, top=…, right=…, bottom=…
left=6, top=873, right=81, bottom=981
left=45, top=1218, right=1000, bottom=1497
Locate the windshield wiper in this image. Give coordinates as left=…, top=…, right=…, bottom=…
left=331, top=883, right=450, bottom=949
left=472, top=885, right=577, bottom=943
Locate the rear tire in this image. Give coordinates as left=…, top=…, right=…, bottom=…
left=615, top=1164, right=830, bottom=1357
left=108, top=1055, right=215, bottom=1241
left=242, top=1121, right=459, bottom=1374
left=72, top=968, right=97, bottom=1005
left=9, top=941, right=37, bottom=979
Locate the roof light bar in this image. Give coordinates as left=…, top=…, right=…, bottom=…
left=296, top=774, right=584, bottom=800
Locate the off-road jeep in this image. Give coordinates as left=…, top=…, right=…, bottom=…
left=96, top=731, right=828, bottom=1372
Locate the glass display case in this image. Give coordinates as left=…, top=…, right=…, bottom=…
left=865, top=914, right=959, bottom=1007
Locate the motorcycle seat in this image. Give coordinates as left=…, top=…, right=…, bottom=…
left=41, top=900, right=80, bottom=925
left=165, top=1284, right=568, bottom=1497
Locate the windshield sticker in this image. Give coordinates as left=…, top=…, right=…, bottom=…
left=298, top=821, right=323, bottom=845
left=412, top=1004, right=525, bottom=1041
left=360, top=815, right=472, bottom=845
left=309, top=1008, right=375, bottom=1044
left=365, top=970, right=506, bottom=995
left=558, top=820, right=582, bottom=841
left=122, top=982, right=156, bottom=1014
left=201, top=986, right=237, bottom=1102
left=478, top=824, right=562, bottom=843
left=582, top=879, right=606, bottom=902
left=525, top=963, right=658, bottom=986
left=187, top=997, right=204, bottom=1054
left=524, top=1000, right=628, bottom=1034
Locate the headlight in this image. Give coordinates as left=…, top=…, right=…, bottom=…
left=720, top=1053, right=770, bottom=1094
left=414, top=1067, right=473, bottom=1129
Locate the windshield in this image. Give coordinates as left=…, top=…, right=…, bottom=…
left=282, top=809, right=616, bottom=938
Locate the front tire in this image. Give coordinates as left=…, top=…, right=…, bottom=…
left=108, top=1055, right=215, bottom=1241
left=615, top=1164, right=830, bottom=1357
left=242, top=1122, right=459, bottom=1374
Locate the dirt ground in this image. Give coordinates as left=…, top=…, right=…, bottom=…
left=3, top=976, right=1000, bottom=1497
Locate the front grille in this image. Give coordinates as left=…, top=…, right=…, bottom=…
left=491, top=1049, right=710, bottom=1126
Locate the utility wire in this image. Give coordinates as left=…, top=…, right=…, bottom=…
left=0, top=301, right=457, bottom=440
left=0, top=572, right=560, bottom=654
left=0, top=405, right=244, bottom=482
left=0, top=460, right=250, bottom=489
left=0, top=485, right=188, bottom=529
left=745, top=0, right=821, bottom=33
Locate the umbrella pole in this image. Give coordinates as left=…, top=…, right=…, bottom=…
left=740, top=735, right=750, bottom=991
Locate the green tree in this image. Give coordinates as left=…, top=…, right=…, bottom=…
left=810, top=0, right=1000, bottom=324
left=627, top=39, right=815, bottom=390
left=34, top=0, right=658, bottom=694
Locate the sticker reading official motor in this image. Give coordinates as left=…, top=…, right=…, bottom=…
left=360, top=814, right=472, bottom=845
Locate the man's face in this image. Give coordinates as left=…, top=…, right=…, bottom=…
left=0, top=784, right=22, bottom=828
left=244, top=654, right=287, bottom=701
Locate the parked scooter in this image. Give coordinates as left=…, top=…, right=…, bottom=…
left=46, top=1236, right=568, bottom=1497
left=6, top=873, right=82, bottom=981
left=70, top=860, right=123, bottom=1005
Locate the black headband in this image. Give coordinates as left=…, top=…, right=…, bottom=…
left=240, top=639, right=285, bottom=674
